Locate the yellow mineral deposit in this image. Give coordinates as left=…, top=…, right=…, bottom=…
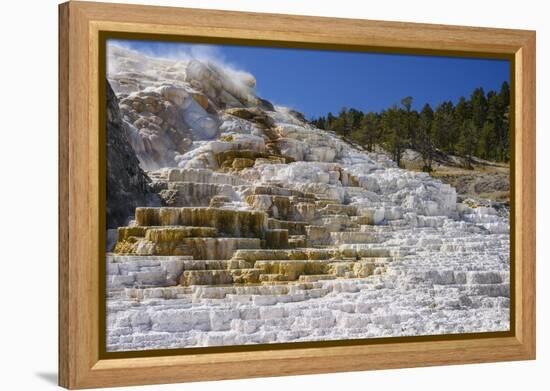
left=114, top=202, right=388, bottom=285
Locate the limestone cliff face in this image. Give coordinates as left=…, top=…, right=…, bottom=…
left=106, top=80, right=158, bottom=228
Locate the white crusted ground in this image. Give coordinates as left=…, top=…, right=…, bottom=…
left=106, top=224, right=509, bottom=351
left=106, top=46, right=509, bottom=352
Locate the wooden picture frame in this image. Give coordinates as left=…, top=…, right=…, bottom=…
left=59, top=1, right=536, bottom=389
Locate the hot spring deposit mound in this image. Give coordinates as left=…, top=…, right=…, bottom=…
left=105, top=46, right=510, bottom=351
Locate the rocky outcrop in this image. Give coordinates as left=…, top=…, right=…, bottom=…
left=106, top=80, right=158, bottom=228
left=105, top=45, right=510, bottom=351
left=107, top=47, right=276, bottom=170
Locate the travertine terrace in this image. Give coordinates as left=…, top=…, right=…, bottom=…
left=106, top=46, right=510, bottom=351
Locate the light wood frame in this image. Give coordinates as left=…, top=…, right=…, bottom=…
left=59, top=1, right=536, bottom=389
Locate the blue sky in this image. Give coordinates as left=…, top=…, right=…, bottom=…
left=109, top=39, right=510, bottom=119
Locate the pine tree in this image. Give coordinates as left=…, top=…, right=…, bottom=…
left=454, top=97, right=471, bottom=128
left=457, top=119, right=478, bottom=169
left=478, top=121, right=497, bottom=160
left=499, top=81, right=510, bottom=107
left=470, top=87, right=488, bottom=132
left=432, top=101, right=456, bottom=154
left=348, top=108, right=364, bottom=130
left=358, top=112, right=380, bottom=151
left=400, top=96, right=416, bottom=148
left=485, top=91, right=501, bottom=160
left=418, top=104, right=434, bottom=171
left=330, top=108, right=349, bottom=137
left=498, top=81, right=511, bottom=161
left=318, top=116, right=327, bottom=129
left=326, top=112, right=335, bottom=130
left=381, top=106, right=408, bottom=167
left=343, top=109, right=356, bottom=138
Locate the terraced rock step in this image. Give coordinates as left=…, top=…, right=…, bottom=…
left=108, top=250, right=391, bottom=288
left=162, top=182, right=238, bottom=207
left=164, top=168, right=249, bottom=186
left=116, top=235, right=261, bottom=259
left=107, top=255, right=191, bottom=289
left=135, top=207, right=267, bottom=237
left=330, top=231, right=378, bottom=245
left=112, top=190, right=396, bottom=283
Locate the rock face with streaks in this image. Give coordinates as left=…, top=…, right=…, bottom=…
left=106, top=80, right=159, bottom=228
left=105, top=46, right=510, bottom=352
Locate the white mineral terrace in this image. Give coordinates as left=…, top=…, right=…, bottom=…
left=106, top=46, right=510, bottom=351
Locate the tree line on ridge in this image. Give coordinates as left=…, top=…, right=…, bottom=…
left=309, top=82, right=510, bottom=170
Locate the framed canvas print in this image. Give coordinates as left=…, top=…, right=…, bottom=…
left=58, top=1, right=536, bottom=389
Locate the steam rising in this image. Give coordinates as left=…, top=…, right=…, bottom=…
left=106, top=41, right=256, bottom=99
